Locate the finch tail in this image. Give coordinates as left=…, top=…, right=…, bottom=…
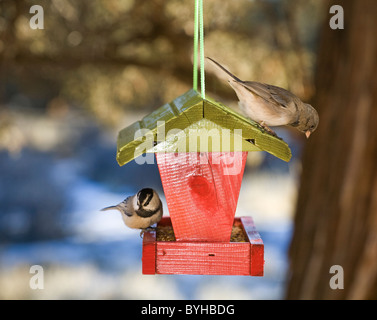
left=206, top=57, right=242, bottom=82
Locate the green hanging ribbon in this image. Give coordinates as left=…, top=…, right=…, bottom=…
left=193, top=0, right=205, bottom=99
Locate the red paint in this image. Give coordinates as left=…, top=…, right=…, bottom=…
left=188, top=175, right=211, bottom=196
left=142, top=230, right=156, bottom=275
left=142, top=217, right=264, bottom=276
left=241, top=217, right=265, bottom=276
left=156, top=152, right=247, bottom=242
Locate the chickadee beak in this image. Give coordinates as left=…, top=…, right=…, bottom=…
left=305, top=130, right=311, bottom=139
left=101, top=205, right=120, bottom=212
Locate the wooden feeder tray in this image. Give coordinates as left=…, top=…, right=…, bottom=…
left=142, top=216, right=264, bottom=276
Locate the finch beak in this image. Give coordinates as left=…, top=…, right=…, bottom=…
left=305, top=131, right=311, bottom=139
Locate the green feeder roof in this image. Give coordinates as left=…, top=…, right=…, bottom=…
left=117, top=89, right=292, bottom=166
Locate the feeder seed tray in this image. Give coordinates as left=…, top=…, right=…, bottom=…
left=156, top=221, right=248, bottom=243
left=143, top=216, right=264, bottom=276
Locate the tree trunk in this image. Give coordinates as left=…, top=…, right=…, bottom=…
left=286, top=0, right=377, bottom=299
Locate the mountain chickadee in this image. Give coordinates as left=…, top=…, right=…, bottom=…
left=101, top=188, right=163, bottom=236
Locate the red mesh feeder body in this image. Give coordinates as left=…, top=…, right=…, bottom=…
left=156, top=152, right=247, bottom=242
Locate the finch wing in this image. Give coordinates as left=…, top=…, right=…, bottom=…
left=242, top=82, right=295, bottom=108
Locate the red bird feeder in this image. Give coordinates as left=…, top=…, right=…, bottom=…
left=116, top=89, right=291, bottom=276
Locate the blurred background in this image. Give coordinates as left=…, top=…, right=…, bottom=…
left=1, top=0, right=376, bottom=300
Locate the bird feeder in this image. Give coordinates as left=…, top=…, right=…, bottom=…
left=116, top=89, right=291, bottom=276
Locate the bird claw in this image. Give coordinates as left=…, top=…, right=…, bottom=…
left=258, top=122, right=282, bottom=140
left=140, top=226, right=157, bottom=238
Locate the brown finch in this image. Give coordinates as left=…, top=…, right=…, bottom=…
left=207, top=57, right=319, bottom=138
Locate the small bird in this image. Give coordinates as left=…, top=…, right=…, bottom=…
left=101, top=188, right=163, bottom=236
left=207, top=57, right=319, bottom=138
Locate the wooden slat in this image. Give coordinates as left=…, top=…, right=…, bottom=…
left=156, top=242, right=251, bottom=275
left=240, top=216, right=264, bottom=276
left=142, top=229, right=157, bottom=275
left=250, top=243, right=264, bottom=277
left=204, top=99, right=291, bottom=162
left=240, top=216, right=263, bottom=245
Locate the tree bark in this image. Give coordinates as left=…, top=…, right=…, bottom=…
left=287, top=0, right=377, bottom=300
